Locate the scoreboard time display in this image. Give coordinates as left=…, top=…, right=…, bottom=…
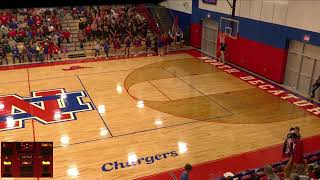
left=203, top=0, right=217, bottom=5
left=1, top=142, right=53, bottom=178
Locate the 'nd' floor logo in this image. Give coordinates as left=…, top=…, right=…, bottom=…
left=0, top=89, right=94, bottom=131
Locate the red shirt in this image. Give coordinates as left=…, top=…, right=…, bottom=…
left=18, top=30, right=26, bottom=37
left=292, top=139, right=304, bottom=164
left=1, top=15, right=9, bottom=25
left=34, top=15, right=42, bottom=26
left=8, top=30, right=17, bottom=38
left=62, top=31, right=71, bottom=38
left=52, top=45, right=60, bottom=54
left=85, top=26, right=91, bottom=34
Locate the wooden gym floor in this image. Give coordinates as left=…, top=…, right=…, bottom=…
left=0, top=50, right=319, bottom=179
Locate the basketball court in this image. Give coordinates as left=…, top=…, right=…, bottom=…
left=0, top=49, right=319, bottom=179
left=0, top=0, right=319, bottom=178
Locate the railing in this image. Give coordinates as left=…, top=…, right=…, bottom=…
left=137, top=4, right=161, bottom=35
left=165, top=1, right=175, bottom=21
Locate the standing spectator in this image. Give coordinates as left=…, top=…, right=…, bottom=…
left=157, top=35, right=163, bottom=56
left=180, top=164, right=192, bottom=180
left=93, top=40, right=100, bottom=59
left=283, top=127, right=296, bottom=158
left=56, top=31, right=62, bottom=48
left=124, top=36, right=131, bottom=57
left=20, top=44, right=27, bottom=62
left=43, top=42, right=49, bottom=61
left=103, top=39, right=110, bottom=58
left=133, top=36, right=141, bottom=56
left=176, top=30, right=183, bottom=50
left=0, top=46, right=8, bottom=65
left=27, top=44, right=35, bottom=62
left=12, top=45, right=21, bottom=64
left=113, top=38, right=121, bottom=58
left=60, top=44, right=67, bottom=59
left=291, top=133, right=304, bottom=165
left=85, top=24, right=92, bottom=42
left=53, top=44, right=62, bottom=60
left=284, top=133, right=304, bottom=178
left=62, top=30, right=71, bottom=43
left=35, top=43, right=44, bottom=62
left=79, top=31, right=85, bottom=49
left=161, top=34, right=167, bottom=54
left=145, top=36, right=151, bottom=56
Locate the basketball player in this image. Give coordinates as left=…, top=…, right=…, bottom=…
left=310, top=75, right=320, bottom=99
left=218, top=33, right=227, bottom=64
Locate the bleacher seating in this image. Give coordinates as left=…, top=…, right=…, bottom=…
left=218, top=151, right=320, bottom=180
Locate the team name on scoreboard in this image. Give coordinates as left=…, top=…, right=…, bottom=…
left=0, top=89, right=94, bottom=131
left=101, top=151, right=179, bottom=172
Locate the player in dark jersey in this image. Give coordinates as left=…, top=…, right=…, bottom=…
left=218, top=33, right=227, bottom=64
left=310, top=75, right=320, bottom=99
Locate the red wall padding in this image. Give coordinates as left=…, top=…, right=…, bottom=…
left=190, top=23, right=288, bottom=83
left=190, top=24, right=202, bottom=48
left=225, top=36, right=288, bottom=83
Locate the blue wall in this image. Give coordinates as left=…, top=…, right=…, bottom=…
left=170, top=9, right=191, bottom=32
left=189, top=0, right=320, bottom=49
left=170, top=0, right=320, bottom=82
left=191, top=8, right=320, bottom=49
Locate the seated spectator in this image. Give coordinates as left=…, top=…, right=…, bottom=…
left=305, top=164, right=317, bottom=179
left=289, top=173, right=300, bottom=180
left=314, top=162, right=320, bottom=179
left=295, top=164, right=309, bottom=180
left=264, top=164, right=280, bottom=180
left=180, top=164, right=192, bottom=180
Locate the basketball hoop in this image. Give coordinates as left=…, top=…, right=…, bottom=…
left=219, top=17, right=239, bottom=39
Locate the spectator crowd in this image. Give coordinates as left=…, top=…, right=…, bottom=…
left=0, top=5, right=185, bottom=65
left=0, top=7, right=72, bottom=65
left=220, top=127, right=320, bottom=180
left=73, top=5, right=184, bottom=59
